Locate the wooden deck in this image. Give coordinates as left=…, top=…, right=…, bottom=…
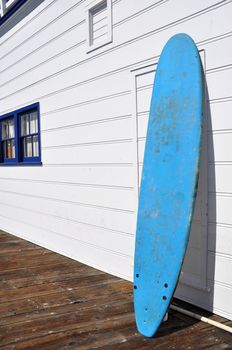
left=0, top=230, right=231, bottom=350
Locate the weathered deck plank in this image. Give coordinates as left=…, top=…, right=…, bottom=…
left=0, top=231, right=231, bottom=349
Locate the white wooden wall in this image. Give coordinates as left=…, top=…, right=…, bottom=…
left=0, top=0, right=231, bottom=320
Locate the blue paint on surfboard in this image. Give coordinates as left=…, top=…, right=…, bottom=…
left=133, top=33, right=203, bottom=337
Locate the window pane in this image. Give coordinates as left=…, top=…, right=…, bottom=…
left=33, top=135, right=39, bottom=157
left=5, top=139, right=15, bottom=158
left=2, top=138, right=15, bottom=159
left=8, top=118, right=15, bottom=138
left=11, top=139, right=15, bottom=158
left=7, top=140, right=11, bottom=158
left=21, top=114, right=30, bottom=136
left=24, top=136, right=32, bottom=157
left=3, top=141, right=7, bottom=158
left=30, top=112, right=38, bottom=134
left=2, top=121, right=8, bottom=139
left=2, top=118, right=14, bottom=140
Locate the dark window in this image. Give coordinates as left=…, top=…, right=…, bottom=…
left=0, top=0, right=20, bottom=19
left=20, top=110, right=39, bottom=160
left=0, top=1, right=45, bottom=38
left=1, top=117, right=16, bottom=161
left=0, top=103, right=42, bottom=166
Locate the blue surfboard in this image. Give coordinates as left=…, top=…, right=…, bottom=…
left=133, top=33, right=203, bottom=337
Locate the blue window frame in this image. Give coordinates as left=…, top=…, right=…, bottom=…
left=0, top=103, right=42, bottom=166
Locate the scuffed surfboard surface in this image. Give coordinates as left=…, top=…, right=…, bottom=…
left=134, top=33, right=203, bottom=337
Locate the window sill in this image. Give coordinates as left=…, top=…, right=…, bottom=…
left=86, top=38, right=112, bottom=54
left=0, top=161, right=42, bottom=166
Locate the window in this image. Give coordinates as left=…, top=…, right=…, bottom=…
left=86, top=0, right=112, bottom=53
left=20, top=110, right=39, bottom=160
left=0, top=103, right=41, bottom=165
left=0, top=0, right=19, bottom=17
left=1, top=116, right=16, bottom=162
left=0, top=0, right=45, bottom=37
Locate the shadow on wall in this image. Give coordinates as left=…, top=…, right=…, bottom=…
left=175, top=67, right=217, bottom=317
left=205, top=79, right=216, bottom=314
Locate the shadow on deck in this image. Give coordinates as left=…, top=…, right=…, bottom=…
left=0, top=230, right=231, bottom=349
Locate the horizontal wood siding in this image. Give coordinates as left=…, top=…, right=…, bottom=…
left=0, top=0, right=231, bottom=320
